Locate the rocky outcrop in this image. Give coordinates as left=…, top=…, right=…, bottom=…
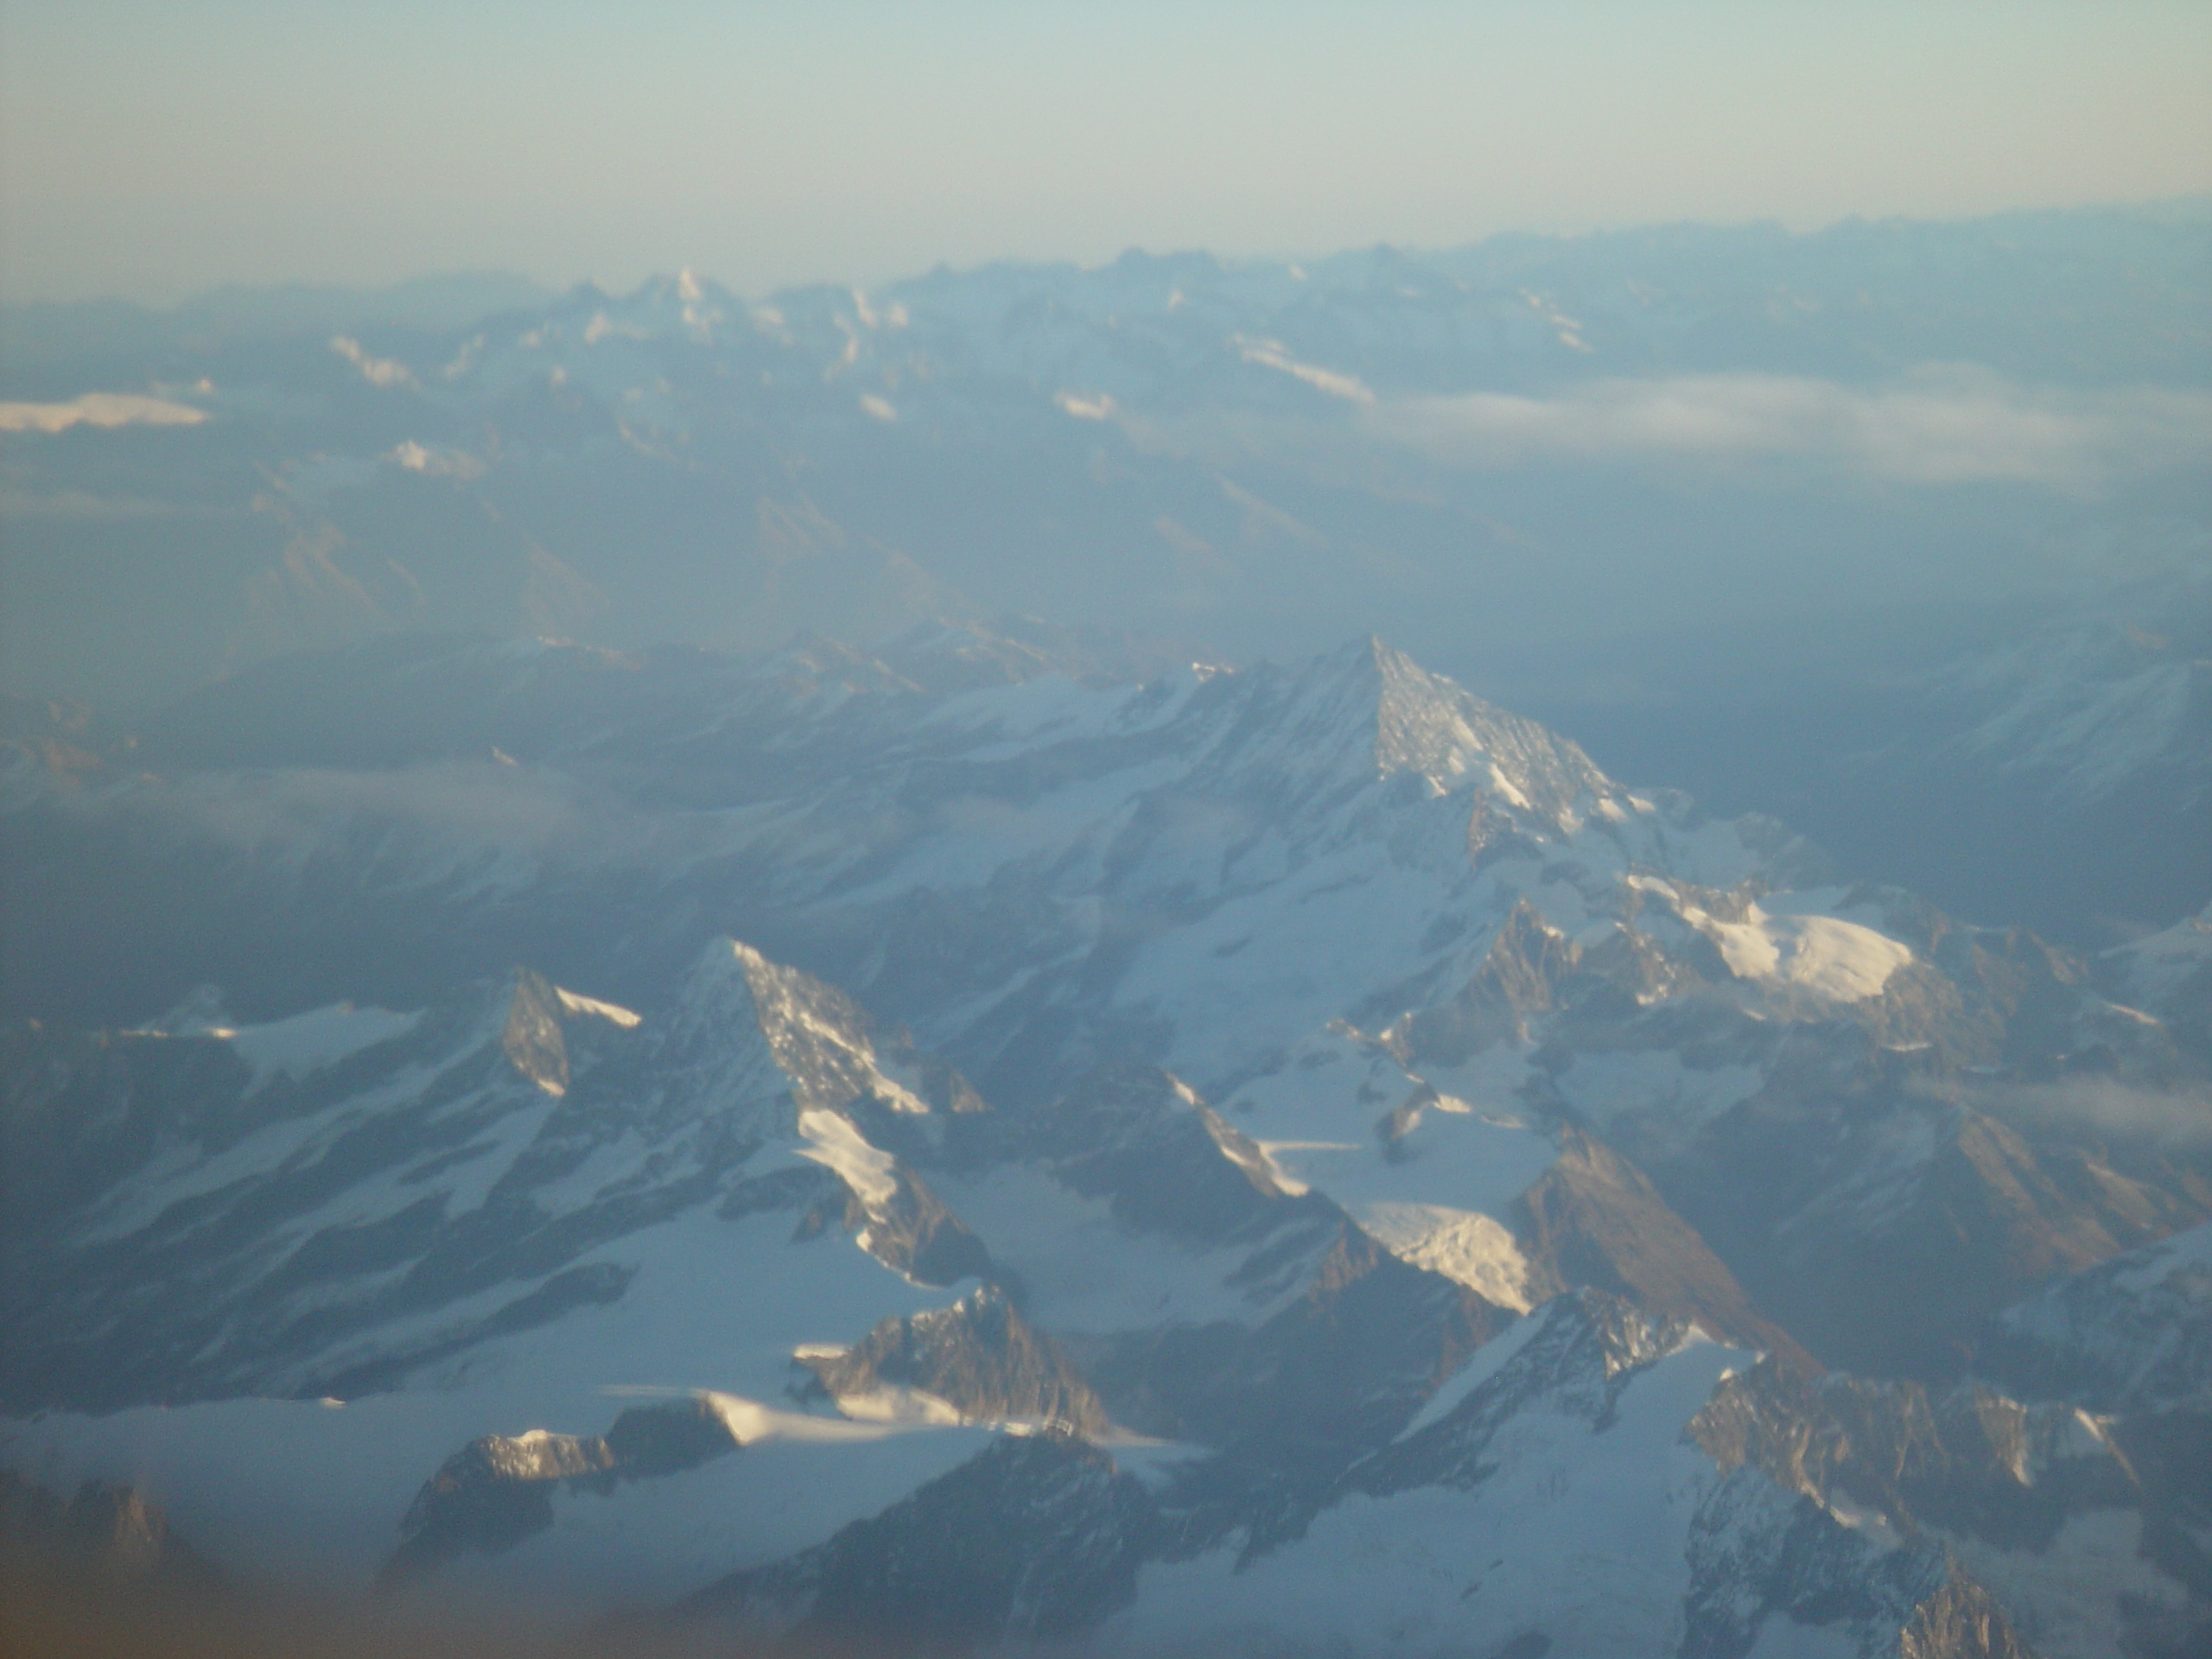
left=381, top=1395, right=741, bottom=1585
left=1899, top=1572, right=2040, bottom=1659
left=1689, top=1360, right=2139, bottom=1552
left=798, top=1285, right=1111, bottom=1434
left=1392, top=901, right=1580, bottom=1064
left=1680, top=1470, right=2036, bottom=1659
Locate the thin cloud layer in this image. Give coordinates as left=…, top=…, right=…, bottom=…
left=1361, top=368, right=2212, bottom=489
left=1980, top=1077, right=2212, bottom=1150
left=0, top=393, right=207, bottom=434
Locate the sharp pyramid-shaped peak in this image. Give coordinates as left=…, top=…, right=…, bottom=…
left=1261, top=636, right=1614, bottom=828
left=800, top=1283, right=1114, bottom=1436
left=499, top=968, right=577, bottom=1096
left=659, top=938, right=932, bottom=1128
left=495, top=967, right=644, bottom=1096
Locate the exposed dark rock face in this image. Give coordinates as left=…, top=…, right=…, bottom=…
left=382, top=1395, right=742, bottom=1586
left=603, top=1394, right=750, bottom=1478
left=1508, top=1129, right=1815, bottom=1370
left=1952, top=1228, right=2212, bottom=1658
left=887, top=1058, right=1523, bottom=1459
left=0, top=971, right=649, bottom=1411
left=499, top=969, right=577, bottom=1096
left=798, top=1284, right=1111, bottom=1434
left=384, top=1431, right=613, bottom=1585
left=1394, top=899, right=1580, bottom=1063
left=690, top=1430, right=1159, bottom=1656
left=0, top=1023, right=254, bottom=1237
left=1684, top=1355, right=2212, bottom=1658
left=1651, top=1046, right=2206, bottom=1379
left=1680, top=1470, right=2034, bottom=1659
left=849, top=1168, right=995, bottom=1288
left=1897, top=1572, right=2042, bottom=1659
left=1344, top=1295, right=2042, bottom=1659
left=939, top=1063, right=1313, bottom=1243
left=1689, top=1360, right=2140, bottom=1553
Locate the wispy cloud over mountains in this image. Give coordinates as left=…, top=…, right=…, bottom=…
left=1363, top=367, right=2212, bottom=490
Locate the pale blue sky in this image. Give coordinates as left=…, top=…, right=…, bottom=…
left=4, top=1, right=2209, bottom=302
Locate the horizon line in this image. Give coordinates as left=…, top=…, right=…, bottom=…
left=8, top=191, right=2208, bottom=317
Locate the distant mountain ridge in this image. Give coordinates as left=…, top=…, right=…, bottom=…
left=7, top=202, right=2206, bottom=944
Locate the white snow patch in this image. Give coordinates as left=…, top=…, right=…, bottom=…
left=1692, top=899, right=1913, bottom=1001
left=555, top=988, right=642, bottom=1028
left=1395, top=1308, right=1548, bottom=1440
left=695, top=1390, right=934, bottom=1445
left=328, top=335, right=416, bottom=389
left=1549, top=1051, right=1764, bottom=1146
left=1230, top=334, right=1376, bottom=404
left=795, top=1107, right=899, bottom=1209
left=2108, top=1219, right=2212, bottom=1294
left=1359, top=1204, right=1535, bottom=1311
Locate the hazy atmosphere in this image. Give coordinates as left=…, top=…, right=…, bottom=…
left=5, top=8, right=2210, bottom=1659
left=6, top=1, right=2210, bottom=300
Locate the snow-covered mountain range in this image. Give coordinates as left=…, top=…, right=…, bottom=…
left=5, top=622, right=2207, bottom=1656
left=9, top=203, right=2209, bottom=953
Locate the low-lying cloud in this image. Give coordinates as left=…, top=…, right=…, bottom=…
left=1979, top=1076, right=2212, bottom=1150
left=0, top=392, right=208, bottom=434
left=1360, top=367, right=2212, bottom=489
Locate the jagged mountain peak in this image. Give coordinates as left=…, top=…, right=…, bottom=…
left=496, top=967, right=641, bottom=1096
left=1214, top=635, right=1615, bottom=836
left=385, top=1395, right=745, bottom=1586
left=650, top=937, right=925, bottom=1131
left=798, top=1282, right=1113, bottom=1435
left=1688, top=1351, right=2147, bottom=1575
